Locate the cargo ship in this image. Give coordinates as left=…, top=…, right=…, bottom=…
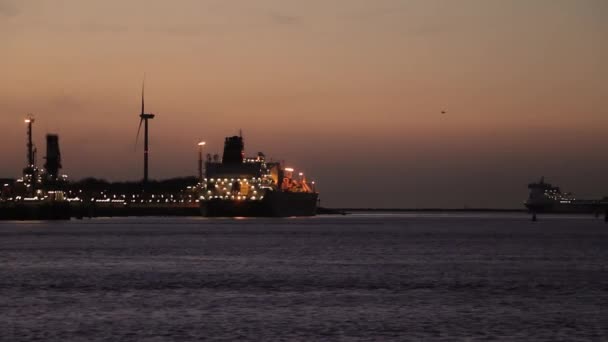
left=199, top=135, right=318, bottom=217
left=524, top=177, right=606, bottom=213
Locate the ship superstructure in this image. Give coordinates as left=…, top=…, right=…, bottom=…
left=199, top=135, right=318, bottom=217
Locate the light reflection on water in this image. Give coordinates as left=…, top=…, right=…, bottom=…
left=0, top=214, right=607, bottom=341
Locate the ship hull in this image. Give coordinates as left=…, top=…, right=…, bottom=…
left=71, top=202, right=200, bottom=218
left=525, top=201, right=602, bottom=214
left=201, top=191, right=318, bottom=217
left=0, top=201, right=71, bottom=220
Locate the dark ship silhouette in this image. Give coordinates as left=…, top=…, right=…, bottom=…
left=525, top=177, right=607, bottom=214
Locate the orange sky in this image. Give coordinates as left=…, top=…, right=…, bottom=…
left=1, top=0, right=607, bottom=207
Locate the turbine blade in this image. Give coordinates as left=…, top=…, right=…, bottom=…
left=141, top=73, right=146, bottom=115
left=135, top=118, right=143, bottom=151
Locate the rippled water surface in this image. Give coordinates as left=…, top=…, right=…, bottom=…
left=1, top=214, right=607, bottom=341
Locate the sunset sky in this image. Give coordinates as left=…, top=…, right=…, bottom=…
left=1, top=0, right=606, bottom=208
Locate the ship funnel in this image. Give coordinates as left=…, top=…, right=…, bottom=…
left=44, top=134, right=62, bottom=179
left=222, top=136, right=244, bottom=165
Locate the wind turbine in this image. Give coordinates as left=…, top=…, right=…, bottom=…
left=136, top=76, right=155, bottom=187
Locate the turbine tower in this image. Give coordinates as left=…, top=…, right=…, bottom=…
left=136, top=77, right=155, bottom=187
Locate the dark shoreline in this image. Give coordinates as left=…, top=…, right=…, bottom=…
left=315, top=207, right=527, bottom=216
left=334, top=208, right=526, bottom=213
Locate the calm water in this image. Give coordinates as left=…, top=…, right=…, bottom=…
left=1, top=214, right=607, bottom=341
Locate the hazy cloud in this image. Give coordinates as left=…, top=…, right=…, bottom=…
left=346, top=4, right=452, bottom=37
left=153, top=10, right=303, bottom=37
left=48, top=94, right=85, bottom=112
left=80, top=22, right=128, bottom=34
left=158, top=25, right=207, bottom=37
left=0, top=0, right=18, bottom=17
left=268, top=12, right=302, bottom=26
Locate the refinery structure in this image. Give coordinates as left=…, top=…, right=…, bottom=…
left=0, top=88, right=319, bottom=220
left=0, top=115, right=71, bottom=219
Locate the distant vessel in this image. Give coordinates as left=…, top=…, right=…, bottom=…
left=199, top=135, right=318, bottom=217
left=525, top=177, right=605, bottom=213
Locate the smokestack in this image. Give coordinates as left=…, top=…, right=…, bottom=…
left=198, top=149, right=203, bottom=181
left=44, top=134, right=62, bottom=180
left=222, top=136, right=244, bottom=165
left=25, top=116, right=34, bottom=167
